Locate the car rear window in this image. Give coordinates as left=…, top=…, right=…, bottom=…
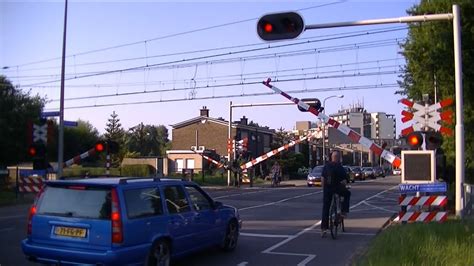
left=312, top=167, right=323, bottom=174
left=124, top=188, right=163, bottom=219
left=37, top=186, right=111, bottom=220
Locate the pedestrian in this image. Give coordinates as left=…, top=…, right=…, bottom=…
left=270, top=161, right=281, bottom=187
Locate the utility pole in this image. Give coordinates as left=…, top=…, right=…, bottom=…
left=57, top=0, right=68, bottom=178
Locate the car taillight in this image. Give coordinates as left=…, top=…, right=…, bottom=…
left=27, top=187, right=44, bottom=236
left=111, top=188, right=123, bottom=244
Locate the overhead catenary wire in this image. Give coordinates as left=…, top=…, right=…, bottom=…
left=43, top=83, right=398, bottom=110
left=2, top=1, right=346, bottom=70
left=18, top=36, right=405, bottom=87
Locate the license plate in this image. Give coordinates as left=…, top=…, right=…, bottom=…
left=54, top=226, right=87, bottom=238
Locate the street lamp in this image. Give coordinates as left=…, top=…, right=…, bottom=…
left=322, top=94, right=344, bottom=163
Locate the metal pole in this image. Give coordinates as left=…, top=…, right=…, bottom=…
left=305, top=13, right=453, bottom=30
left=228, top=101, right=232, bottom=186
left=57, top=0, right=68, bottom=178
left=453, top=4, right=464, bottom=218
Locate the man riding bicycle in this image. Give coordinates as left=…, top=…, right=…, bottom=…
left=321, top=151, right=351, bottom=236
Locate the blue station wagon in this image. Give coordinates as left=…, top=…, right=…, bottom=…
left=22, top=177, right=241, bottom=265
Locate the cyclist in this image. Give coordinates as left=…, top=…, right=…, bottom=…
left=320, top=151, right=351, bottom=236
left=270, top=161, right=281, bottom=187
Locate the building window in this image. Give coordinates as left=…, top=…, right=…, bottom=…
left=186, top=159, right=195, bottom=169
left=175, top=159, right=184, bottom=172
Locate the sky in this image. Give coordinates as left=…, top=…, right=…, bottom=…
left=1, top=0, right=420, bottom=138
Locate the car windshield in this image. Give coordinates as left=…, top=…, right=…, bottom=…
left=311, top=167, right=323, bottom=174
left=37, top=186, right=111, bottom=220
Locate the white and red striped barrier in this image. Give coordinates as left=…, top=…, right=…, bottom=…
left=395, top=211, right=448, bottom=223
left=262, top=78, right=401, bottom=168
left=395, top=195, right=448, bottom=223
left=18, top=176, right=44, bottom=193
left=399, top=195, right=447, bottom=207
left=240, top=130, right=319, bottom=170
left=191, top=149, right=225, bottom=169
left=57, top=147, right=97, bottom=170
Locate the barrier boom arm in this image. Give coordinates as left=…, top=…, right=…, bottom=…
left=262, top=78, right=401, bottom=168
left=240, top=130, right=320, bottom=170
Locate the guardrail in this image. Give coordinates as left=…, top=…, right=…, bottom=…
left=464, top=183, right=473, bottom=216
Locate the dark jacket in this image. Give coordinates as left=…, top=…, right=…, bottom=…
left=322, top=162, right=348, bottom=188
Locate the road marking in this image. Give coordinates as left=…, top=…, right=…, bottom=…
left=214, top=190, right=265, bottom=199
left=240, top=232, right=292, bottom=238
left=0, top=227, right=15, bottom=232
left=238, top=191, right=323, bottom=211
left=261, top=220, right=321, bottom=266
left=237, top=262, right=248, bottom=266
left=0, top=214, right=25, bottom=221
left=361, top=201, right=397, bottom=213
left=350, top=185, right=398, bottom=210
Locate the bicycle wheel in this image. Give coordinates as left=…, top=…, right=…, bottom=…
left=329, top=196, right=339, bottom=239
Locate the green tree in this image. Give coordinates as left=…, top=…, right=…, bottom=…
left=399, top=0, right=474, bottom=182
left=0, top=76, right=44, bottom=167
left=104, top=111, right=125, bottom=167
left=125, top=123, right=169, bottom=156
left=63, top=120, right=100, bottom=164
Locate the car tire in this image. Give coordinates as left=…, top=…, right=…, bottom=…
left=147, top=239, right=171, bottom=266
left=221, top=219, right=239, bottom=251
left=307, top=183, right=313, bottom=187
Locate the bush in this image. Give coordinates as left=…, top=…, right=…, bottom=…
left=63, top=166, right=120, bottom=177
left=121, top=164, right=155, bottom=177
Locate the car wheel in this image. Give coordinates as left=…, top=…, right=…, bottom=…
left=307, top=183, right=313, bottom=187
left=147, top=239, right=171, bottom=266
left=221, top=220, right=239, bottom=251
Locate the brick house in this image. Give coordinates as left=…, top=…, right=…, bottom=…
left=164, top=107, right=274, bottom=174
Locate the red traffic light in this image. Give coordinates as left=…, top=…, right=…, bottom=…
left=263, top=23, right=273, bottom=33
left=28, top=146, right=37, bottom=157
left=257, top=12, right=304, bottom=41
left=95, top=142, right=105, bottom=152
left=406, top=132, right=423, bottom=149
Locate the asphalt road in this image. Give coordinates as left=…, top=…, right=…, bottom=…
left=0, top=175, right=402, bottom=266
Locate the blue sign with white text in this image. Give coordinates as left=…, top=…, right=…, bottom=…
left=41, top=111, right=60, bottom=117
left=399, top=183, right=447, bottom=193
left=64, top=121, right=78, bottom=127
left=19, top=169, right=46, bottom=177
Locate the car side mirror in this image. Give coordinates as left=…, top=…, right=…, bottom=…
left=213, top=201, right=223, bottom=209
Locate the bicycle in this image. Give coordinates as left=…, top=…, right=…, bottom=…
left=329, top=184, right=350, bottom=239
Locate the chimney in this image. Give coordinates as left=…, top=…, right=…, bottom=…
left=200, top=106, right=209, bottom=117
left=240, top=116, right=248, bottom=125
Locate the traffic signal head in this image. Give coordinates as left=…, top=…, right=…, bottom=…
left=95, top=141, right=106, bottom=153
left=425, top=131, right=443, bottom=150
left=406, top=131, right=423, bottom=149
left=257, top=12, right=304, bottom=41
left=107, top=140, right=120, bottom=154
left=297, top=98, right=322, bottom=112
left=27, top=143, right=46, bottom=158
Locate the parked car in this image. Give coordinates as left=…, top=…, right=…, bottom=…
left=349, top=166, right=364, bottom=181
left=374, top=166, right=385, bottom=178
left=22, top=177, right=241, bottom=265
left=393, top=168, right=401, bottom=175
left=362, top=167, right=376, bottom=179
left=343, top=166, right=355, bottom=183
left=307, top=166, right=324, bottom=187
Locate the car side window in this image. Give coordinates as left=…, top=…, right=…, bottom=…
left=185, top=186, right=212, bottom=211
left=163, top=185, right=191, bottom=214
left=124, top=187, right=163, bottom=219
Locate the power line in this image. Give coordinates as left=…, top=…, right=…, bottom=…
left=3, top=1, right=345, bottom=69
left=20, top=35, right=404, bottom=87
left=9, top=26, right=406, bottom=75
left=47, top=70, right=401, bottom=103
left=44, top=83, right=398, bottom=110
left=40, top=62, right=401, bottom=90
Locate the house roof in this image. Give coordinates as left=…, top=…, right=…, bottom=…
left=170, top=116, right=275, bottom=135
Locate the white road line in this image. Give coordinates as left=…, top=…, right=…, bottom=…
left=350, top=185, right=398, bottom=210
left=0, top=227, right=15, bottom=232
left=214, top=190, right=269, bottom=199
left=238, top=191, right=323, bottom=211
left=240, top=232, right=292, bottom=238
left=237, top=262, right=248, bottom=266
left=0, top=214, right=25, bottom=221
left=361, top=201, right=397, bottom=213
left=261, top=221, right=321, bottom=266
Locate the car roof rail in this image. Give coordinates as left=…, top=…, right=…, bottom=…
left=118, top=177, right=161, bottom=184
